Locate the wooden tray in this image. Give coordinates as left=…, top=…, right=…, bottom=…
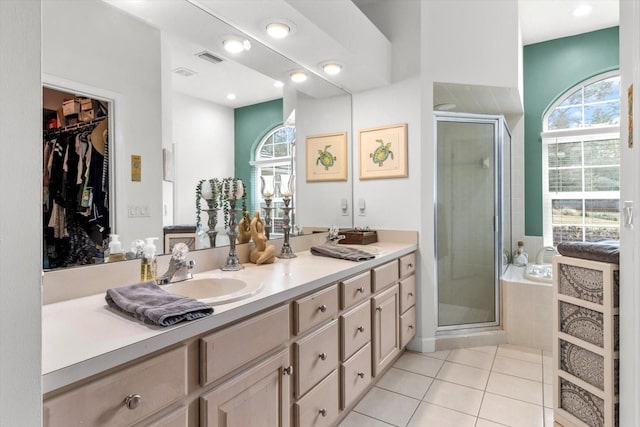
left=339, top=230, right=378, bottom=245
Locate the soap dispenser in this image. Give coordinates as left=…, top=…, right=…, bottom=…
left=107, top=234, right=125, bottom=262
left=141, top=237, right=158, bottom=282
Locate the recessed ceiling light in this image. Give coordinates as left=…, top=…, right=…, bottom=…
left=290, top=71, right=307, bottom=83
left=226, top=93, right=237, bottom=100
left=572, top=4, right=592, bottom=17
left=266, top=22, right=290, bottom=39
left=322, top=62, right=342, bottom=75
left=223, top=38, right=251, bottom=54
left=434, top=103, right=456, bottom=111
left=274, top=80, right=284, bottom=88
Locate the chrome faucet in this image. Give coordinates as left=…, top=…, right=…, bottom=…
left=157, top=243, right=195, bottom=285
left=325, top=225, right=345, bottom=246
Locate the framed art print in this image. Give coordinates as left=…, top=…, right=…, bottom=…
left=306, top=132, right=348, bottom=182
left=359, top=123, right=408, bottom=179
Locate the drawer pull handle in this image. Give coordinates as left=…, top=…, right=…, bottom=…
left=318, top=304, right=327, bottom=313
left=357, top=286, right=365, bottom=293
left=124, top=394, right=142, bottom=410
left=408, top=292, right=414, bottom=297
left=376, top=307, right=383, bottom=312
left=318, top=352, right=327, bottom=361
left=357, top=326, right=365, bottom=333
left=283, top=365, right=294, bottom=376
left=408, top=263, right=414, bottom=269
left=319, top=408, right=328, bottom=417
left=357, top=372, right=365, bottom=378
left=408, top=325, right=414, bottom=330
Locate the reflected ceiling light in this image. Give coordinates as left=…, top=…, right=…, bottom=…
left=266, top=22, right=290, bottom=39
left=226, top=93, right=237, bottom=100
left=572, top=4, right=592, bottom=17
left=322, top=62, right=342, bottom=75
left=273, top=80, right=285, bottom=88
left=434, top=103, right=456, bottom=111
left=290, top=71, right=308, bottom=83
left=223, top=38, right=251, bottom=53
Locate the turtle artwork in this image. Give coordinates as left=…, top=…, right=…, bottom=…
left=370, top=139, right=394, bottom=167
left=316, top=145, right=336, bottom=170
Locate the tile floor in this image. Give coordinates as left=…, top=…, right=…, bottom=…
left=340, top=344, right=554, bottom=427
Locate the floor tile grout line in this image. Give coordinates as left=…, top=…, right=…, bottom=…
left=351, top=409, right=398, bottom=426
left=475, top=347, right=497, bottom=425
left=403, top=351, right=451, bottom=426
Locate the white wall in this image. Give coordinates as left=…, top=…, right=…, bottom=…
left=0, top=1, right=42, bottom=425
left=619, top=0, right=640, bottom=425
left=42, top=0, right=163, bottom=250
left=172, top=92, right=234, bottom=227
left=296, top=92, right=353, bottom=229
left=352, top=77, right=422, bottom=229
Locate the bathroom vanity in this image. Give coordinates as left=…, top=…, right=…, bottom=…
left=42, top=234, right=417, bottom=426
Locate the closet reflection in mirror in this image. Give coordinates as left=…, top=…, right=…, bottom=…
left=41, top=0, right=354, bottom=270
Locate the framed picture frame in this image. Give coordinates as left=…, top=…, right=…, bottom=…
left=359, top=123, right=408, bottom=180
left=164, top=233, right=197, bottom=254
left=305, top=132, right=348, bottom=182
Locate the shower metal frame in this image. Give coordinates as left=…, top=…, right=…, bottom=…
left=433, top=112, right=511, bottom=332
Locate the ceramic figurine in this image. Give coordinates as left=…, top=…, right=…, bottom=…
left=249, top=211, right=275, bottom=265
left=237, top=212, right=252, bottom=244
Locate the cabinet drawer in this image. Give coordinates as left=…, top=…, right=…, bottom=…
left=341, top=342, right=372, bottom=410
left=372, top=260, right=399, bottom=292
left=399, top=274, right=416, bottom=314
left=340, top=300, right=371, bottom=361
left=200, top=305, right=290, bottom=386
left=340, top=271, right=371, bottom=309
left=294, top=320, right=339, bottom=398
left=294, top=284, right=338, bottom=335
left=294, top=369, right=339, bottom=427
left=400, top=306, right=416, bottom=349
left=44, top=346, right=187, bottom=427
left=399, top=253, right=416, bottom=278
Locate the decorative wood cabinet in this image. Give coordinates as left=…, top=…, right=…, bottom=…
left=552, top=256, right=619, bottom=427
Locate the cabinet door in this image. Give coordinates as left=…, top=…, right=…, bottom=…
left=200, top=349, right=291, bottom=427
left=372, top=285, right=400, bottom=377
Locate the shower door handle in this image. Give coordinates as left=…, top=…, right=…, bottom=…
left=493, top=216, right=498, bottom=232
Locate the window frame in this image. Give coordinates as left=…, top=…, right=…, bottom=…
left=541, top=71, right=620, bottom=246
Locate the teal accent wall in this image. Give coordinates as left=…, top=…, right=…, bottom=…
left=523, top=27, right=619, bottom=236
left=234, top=98, right=283, bottom=214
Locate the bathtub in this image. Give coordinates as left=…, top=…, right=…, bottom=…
left=501, top=264, right=553, bottom=351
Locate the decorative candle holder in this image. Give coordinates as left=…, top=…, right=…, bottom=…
left=277, top=174, right=296, bottom=259
left=261, top=175, right=275, bottom=240
left=221, top=197, right=243, bottom=271
left=204, top=199, right=218, bottom=248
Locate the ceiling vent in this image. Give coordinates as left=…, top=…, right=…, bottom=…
left=173, top=67, right=197, bottom=77
left=195, top=51, right=224, bottom=64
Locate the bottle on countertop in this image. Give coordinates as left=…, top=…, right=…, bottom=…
left=106, top=234, right=125, bottom=263
left=141, top=237, right=158, bottom=282
left=512, top=241, right=528, bottom=267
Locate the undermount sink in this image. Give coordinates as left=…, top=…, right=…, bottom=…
left=164, top=277, right=263, bottom=305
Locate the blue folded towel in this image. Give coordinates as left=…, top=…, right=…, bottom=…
left=105, top=281, right=213, bottom=326
left=310, top=244, right=375, bottom=262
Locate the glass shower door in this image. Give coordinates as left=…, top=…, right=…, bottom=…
left=436, top=116, right=500, bottom=328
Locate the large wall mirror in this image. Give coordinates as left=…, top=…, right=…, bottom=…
left=42, top=0, right=354, bottom=270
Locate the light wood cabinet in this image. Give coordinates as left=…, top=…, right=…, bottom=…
left=44, top=346, right=188, bottom=427
left=45, top=250, right=418, bottom=427
left=200, top=349, right=291, bottom=427
left=293, top=370, right=339, bottom=427
left=372, top=284, right=400, bottom=377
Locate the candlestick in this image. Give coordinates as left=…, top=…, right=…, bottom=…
left=221, top=198, right=243, bottom=271
left=277, top=195, right=296, bottom=259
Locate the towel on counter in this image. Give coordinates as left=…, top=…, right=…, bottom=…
left=310, top=244, right=375, bottom=262
left=557, top=240, right=620, bottom=264
left=105, top=281, right=213, bottom=326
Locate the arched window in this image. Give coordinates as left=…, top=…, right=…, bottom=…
left=541, top=71, right=620, bottom=246
left=252, top=125, right=295, bottom=235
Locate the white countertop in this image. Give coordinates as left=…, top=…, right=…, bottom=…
left=42, top=241, right=416, bottom=393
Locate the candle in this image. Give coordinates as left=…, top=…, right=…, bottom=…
left=201, top=180, right=213, bottom=199
left=227, top=179, right=244, bottom=199
left=261, top=176, right=274, bottom=198
left=280, top=174, right=291, bottom=197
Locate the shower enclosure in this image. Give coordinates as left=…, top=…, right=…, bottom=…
left=435, top=113, right=511, bottom=330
